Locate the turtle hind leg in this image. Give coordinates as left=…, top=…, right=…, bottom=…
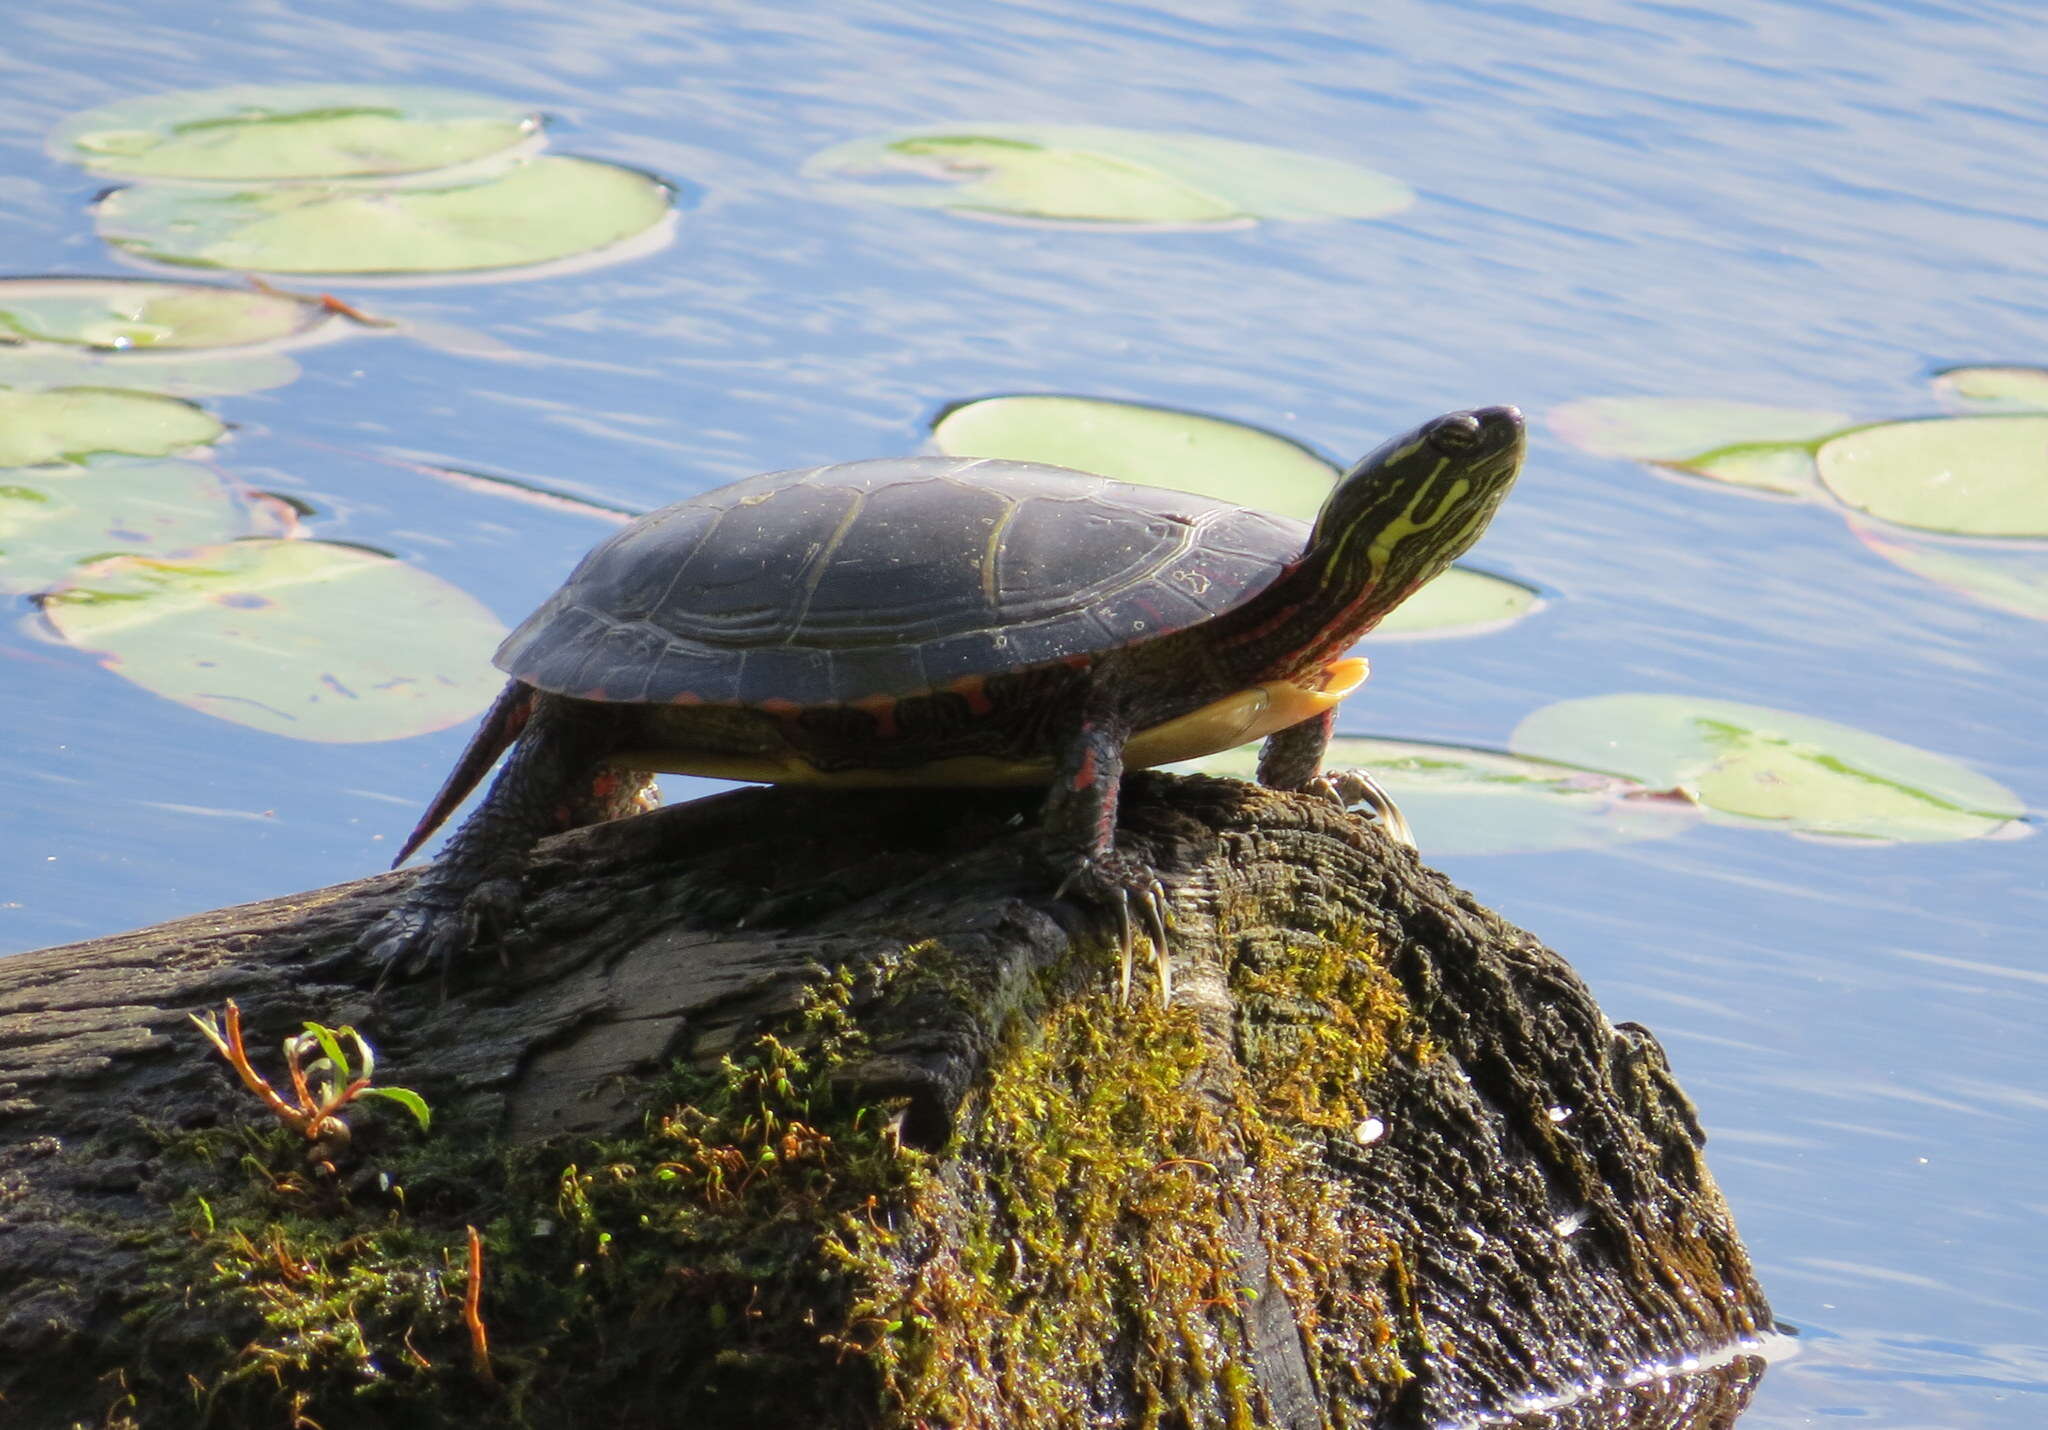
left=1041, top=703, right=1173, bottom=1005
left=360, top=693, right=646, bottom=987
left=1257, top=709, right=1415, bottom=850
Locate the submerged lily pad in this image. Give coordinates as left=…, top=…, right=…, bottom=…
left=1171, top=737, right=1701, bottom=855
left=931, top=392, right=1532, bottom=638
left=97, top=156, right=676, bottom=277
left=0, top=277, right=334, bottom=351
left=1932, top=365, right=2048, bottom=413
left=50, top=84, right=538, bottom=181
left=1550, top=397, right=1854, bottom=463
left=1815, top=416, right=2048, bottom=538
left=0, top=457, right=295, bottom=595
left=0, top=387, right=223, bottom=466
left=807, top=125, right=1412, bottom=229
left=1850, top=519, right=2048, bottom=623
left=932, top=393, right=1339, bottom=520
left=0, top=346, right=301, bottom=398
left=1511, top=694, right=2025, bottom=843
left=41, top=539, right=506, bottom=743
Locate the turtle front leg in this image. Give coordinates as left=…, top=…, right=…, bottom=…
left=1257, top=709, right=1415, bottom=849
left=1041, top=704, right=1172, bottom=1004
left=360, top=695, right=653, bottom=985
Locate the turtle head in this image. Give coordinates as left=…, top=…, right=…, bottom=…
left=1307, top=405, right=1525, bottom=618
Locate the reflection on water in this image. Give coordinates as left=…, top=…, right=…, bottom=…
left=1495, top=1348, right=1780, bottom=1430
left=3, top=1, right=2046, bottom=1426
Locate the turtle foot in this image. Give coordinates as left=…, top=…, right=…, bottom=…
left=1056, top=853, right=1173, bottom=1006
left=1308, top=768, right=1417, bottom=851
left=360, top=875, right=520, bottom=993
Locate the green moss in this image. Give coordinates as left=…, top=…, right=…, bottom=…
left=829, top=917, right=1420, bottom=1428
left=109, top=960, right=917, bottom=1428
left=103, top=920, right=1421, bottom=1428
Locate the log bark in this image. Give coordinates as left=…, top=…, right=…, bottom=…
left=0, top=774, right=1774, bottom=1429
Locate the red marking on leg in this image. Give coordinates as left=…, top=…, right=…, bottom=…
left=1071, top=747, right=1098, bottom=793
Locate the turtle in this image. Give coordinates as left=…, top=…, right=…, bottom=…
left=359, top=405, right=1525, bottom=996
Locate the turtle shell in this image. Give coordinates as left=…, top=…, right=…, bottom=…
left=496, top=456, right=1309, bottom=707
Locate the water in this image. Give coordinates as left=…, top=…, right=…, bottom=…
left=3, top=2, right=2044, bottom=1424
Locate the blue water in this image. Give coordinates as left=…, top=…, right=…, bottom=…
left=4, top=2, right=2045, bottom=1424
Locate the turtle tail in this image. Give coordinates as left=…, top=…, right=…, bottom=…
left=390, top=680, right=535, bottom=868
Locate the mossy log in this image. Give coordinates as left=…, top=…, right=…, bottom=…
left=0, top=774, right=1773, bottom=1429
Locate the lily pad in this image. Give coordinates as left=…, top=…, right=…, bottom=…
left=0, top=277, right=333, bottom=351
left=931, top=392, right=1530, bottom=639
left=1931, top=365, right=2048, bottom=413
left=0, top=346, right=301, bottom=398
left=1551, top=397, right=1853, bottom=463
left=1667, top=443, right=1825, bottom=498
left=1849, top=519, right=2048, bottom=623
left=50, top=84, right=538, bottom=181
left=806, top=126, right=1413, bottom=229
left=40, top=539, right=507, bottom=743
left=1510, top=694, right=2026, bottom=843
left=0, top=387, right=223, bottom=466
left=931, top=393, right=1339, bottom=521
left=1374, top=567, right=1542, bottom=638
left=0, top=457, right=295, bottom=595
left=1171, top=737, right=1702, bottom=855
left=1815, top=416, right=2048, bottom=538
left=0, top=278, right=319, bottom=397
left=96, top=156, right=676, bottom=277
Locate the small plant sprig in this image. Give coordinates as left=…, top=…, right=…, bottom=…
left=191, top=999, right=431, bottom=1171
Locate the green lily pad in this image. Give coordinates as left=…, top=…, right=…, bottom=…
left=0, top=277, right=333, bottom=351
left=1931, top=365, right=2048, bottom=413
left=806, top=126, right=1413, bottom=229
left=49, top=84, right=538, bottom=181
left=1374, top=567, right=1542, bottom=638
left=1510, top=694, right=2026, bottom=843
left=1815, top=416, right=2048, bottom=538
left=0, top=387, right=224, bottom=467
left=1170, top=737, right=1701, bottom=855
left=931, top=393, right=1339, bottom=521
left=1551, top=397, right=1853, bottom=463
left=40, top=539, right=507, bottom=743
left=1326, top=740, right=1703, bottom=855
left=1849, top=519, right=2048, bottom=623
left=0, top=346, right=301, bottom=398
left=96, top=156, right=676, bottom=277
left=1667, top=442, right=1825, bottom=498
left=931, top=392, right=1531, bottom=639
left=0, top=457, right=295, bottom=595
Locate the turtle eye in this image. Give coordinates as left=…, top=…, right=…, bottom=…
left=1427, top=412, right=1483, bottom=455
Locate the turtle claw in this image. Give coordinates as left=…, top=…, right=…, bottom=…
left=1135, top=881, right=1170, bottom=1005
left=1309, top=768, right=1417, bottom=851
left=1057, top=856, right=1174, bottom=1006
left=1114, top=902, right=1136, bottom=1008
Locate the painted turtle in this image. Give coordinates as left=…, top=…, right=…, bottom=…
left=360, top=406, right=1525, bottom=994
